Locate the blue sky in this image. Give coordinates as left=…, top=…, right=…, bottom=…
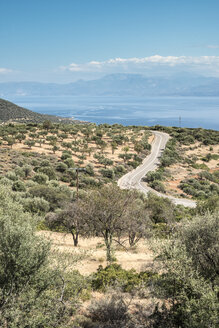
left=1, top=0, right=219, bottom=82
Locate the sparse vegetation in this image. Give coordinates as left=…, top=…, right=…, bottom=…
left=0, top=120, right=218, bottom=327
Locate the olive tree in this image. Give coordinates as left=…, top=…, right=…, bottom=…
left=79, top=185, right=128, bottom=261
left=124, top=193, right=151, bottom=247
left=178, top=211, right=219, bottom=284
left=0, top=186, right=82, bottom=327
left=46, top=200, right=88, bottom=246
left=151, top=211, right=219, bottom=328
left=81, top=185, right=150, bottom=262
left=0, top=187, right=50, bottom=325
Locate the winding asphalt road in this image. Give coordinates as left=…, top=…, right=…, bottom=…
left=118, top=131, right=196, bottom=208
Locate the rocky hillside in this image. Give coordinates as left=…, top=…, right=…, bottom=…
left=0, top=98, right=78, bottom=124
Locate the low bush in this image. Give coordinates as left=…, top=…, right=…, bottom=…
left=38, top=166, right=57, bottom=180
left=28, top=185, right=71, bottom=210
left=127, top=160, right=139, bottom=168
left=179, top=177, right=219, bottom=199
left=40, top=159, right=51, bottom=167
left=6, top=171, right=18, bottom=181
left=64, top=158, right=75, bottom=168
left=0, top=177, right=13, bottom=186
left=81, top=176, right=99, bottom=187
left=114, top=164, right=126, bottom=174
left=85, top=163, right=95, bottom=176
left=100, top=168, right=115, bottom=179
left=87, top=292, right=130, bottom=326
left=191, top=162, right=209, bottom=170
left=148, top=180, right=166, bottom=193
left=32, top=173, right=48, bottom=184
left=22, top=197, right=50, bottom=214
left=12, top=180, right=26, bottom=192
left=91, top=264, right=156, bottom=293
left=56, top=162, right=68, bottom=172
left=143, top=170, right=164, bottom=182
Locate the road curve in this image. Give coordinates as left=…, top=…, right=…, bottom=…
left=118, top=131, right=196, bottom=208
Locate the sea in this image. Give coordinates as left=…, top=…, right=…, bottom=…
left=8, top=96, right=219, bottom=130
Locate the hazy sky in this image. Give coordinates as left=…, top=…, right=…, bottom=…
left=1, top=0, right=219, bottom=82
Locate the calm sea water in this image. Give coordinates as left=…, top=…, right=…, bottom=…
left=8, top=96, right=219, bottom=130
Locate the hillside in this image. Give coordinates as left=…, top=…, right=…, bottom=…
left=0, top=121, right=218, bottom=327
left=0, top=98, right=79, bottom=124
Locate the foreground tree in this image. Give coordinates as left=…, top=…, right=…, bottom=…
left=0, top=186, right=82, bottom=327
left=145, top=192, right=175, bottom=226
left=0, top=187, right=49, bottom=325
left=46, top=200, right=88, bottom=246
left=124, top=192, right=151, bottom=246
left=81, top=185, right=150, bottom=262
left=151, top=211, right=219, bottom=328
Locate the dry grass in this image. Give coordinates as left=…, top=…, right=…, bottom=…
left=38, top=231, right=153, bottom=275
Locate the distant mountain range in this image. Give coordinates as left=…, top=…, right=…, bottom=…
left=0, top=73, right=219, bottom=97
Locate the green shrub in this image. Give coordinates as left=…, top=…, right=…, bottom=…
left=22, top=164, right=33, bottom=178
left=61, top=151, right=72, bottom=160
left=191, top=163, right=209, bottom=170
left=40, top=159, right=51, bottom=167
left=38, top=166, right=57, bottom=180
left=179, top=177, right=219, bottom=199
left=133, top=154, right=143, bottom=163
left=69, top=180, right=76, bottom=187
left=114, top=165, right=126, bottom=174
left=81, top=176, right=99, bottom=186
left=60, top=175, right=71, bottom=183
left=14, top=167, right=26, bottom=178
left=151, top=212, right=219, bottom=328
left=127, top=160, right=139, bottom=168
left=144, top=170, right=163, bottom=182
left=63, top=270, right=91, bottom=301
left=47, top=180, right=60, bottom=188
left=25, top=180, right=37, bottom=188
left=29, top=185, right=70, bottom=210
left=6, top=171, right=18, bottom=181
left=100, top=168, right=115, bottom=179
left=85, top=163, right=95, bottom=176
left=22, top=197, right=50, bottom=214
left=12, top=180, right=26, bottom=192
left=160, top=139, right=180, bottom=167
left=64, top=158, right=75, bottom=168
left=32, top=173, right=48, bottom=184
left=91, top=264, right=156, bottom=292
left=0, top=177, right=13, bottom=186
left=149, top=180, right=166, bottom=193
left=56, top=162, right=68, bottom=172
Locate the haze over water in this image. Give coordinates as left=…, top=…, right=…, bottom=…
left=10, top=96, right=219, bottom=130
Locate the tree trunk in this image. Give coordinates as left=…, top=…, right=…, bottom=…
left=129, top=232, right=136, bottom=247
left=71, top=231, right=79, bottom=247
left=104, top=231, right=113, bottom=262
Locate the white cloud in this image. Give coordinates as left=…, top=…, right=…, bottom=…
left=207, top=45, right=219, bottom=49
left=0, top=68, right=13, bottom=74
left=60, top=55, right=219, bottom=76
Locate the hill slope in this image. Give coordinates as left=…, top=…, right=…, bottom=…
left=0, top=98, right=77, bottom=124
